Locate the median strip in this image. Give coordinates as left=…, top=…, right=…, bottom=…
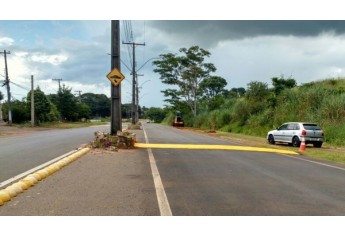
left=0, top=147, right=91, bottom=207
left=134, top=143, right=298, bottom=155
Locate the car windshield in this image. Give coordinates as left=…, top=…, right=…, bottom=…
left=303, top=124, right=321, bottom=130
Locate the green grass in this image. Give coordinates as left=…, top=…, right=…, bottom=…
left=300, top=148, right=345, bottom=164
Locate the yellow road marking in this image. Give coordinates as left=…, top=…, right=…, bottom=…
left=134, top=143, right=298, bottom=155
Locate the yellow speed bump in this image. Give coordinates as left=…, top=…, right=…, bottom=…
left=5, top=184, right=23, bottom=198
left=134, top=143, right=298, bottom=155
left=0, top=147, right=91, bottom=207
left=35, top=169, right=49, bottom=179
left=0, top=190, right=11, bottom=202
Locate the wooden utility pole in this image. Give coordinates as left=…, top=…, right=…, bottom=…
left=110, top=20, right=122, bottom=135
left=122, top=42, right=145, bottom=124
left=52, top=78, right=62, bottom=91
left=31, top=75, right=35, bottom=127
left=75, top=90, right=82, bottom=102
left=1, top=50, right=12, bottom=125
left=135, top=74, right=144, bottom=123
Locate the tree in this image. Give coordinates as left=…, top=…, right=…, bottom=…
left=245, top=81, right=270, bottom=101
left=55, top=84, right=79, bottom=121
left=145, top=107, right=167, bottom=123
left=244, top=81, right=272, bottom=115
left=229, top=87, right=246, bottom=97
left=121, top=103, right=132, bottom=119
left=76, top=102, right=91, bottom=119
left=271, top=76, right=297, bottom=95
left=27, top=87, right=52, bottom=124
left=49, top=88, right=91, bottom=121
left=2, top=99, right=29, bottom=123
left=199, top=76, right=227, bottom=98
left=81, top=93, right=110, bottom=117
left=0, top=91, right=3, bottom=101
left=153, top=46, right=216, bottom=116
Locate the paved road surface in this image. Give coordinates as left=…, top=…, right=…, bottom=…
left=143, top=124, right=345, bottom=215
left=1, top=123, right=345, bottom=215
left=0, top=125, right=109, bottom=182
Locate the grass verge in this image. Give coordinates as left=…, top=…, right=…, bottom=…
left=182, top=127, right=345, bottom=165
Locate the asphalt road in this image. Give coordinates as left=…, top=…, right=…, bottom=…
left=142, top=123, right=345, bottom=215
left=1, top=123, right=345, bottom=216
left=0, top=125, right=109, bottom=182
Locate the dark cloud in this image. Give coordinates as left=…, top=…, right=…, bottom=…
left=148, top=21, right=345, bottom=47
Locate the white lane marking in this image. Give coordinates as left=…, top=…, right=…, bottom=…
left=0, top=149, right=78, bottom=188
left=143, top=128, right=172, bottom=216
left=281, top=154, right=345, bottom=172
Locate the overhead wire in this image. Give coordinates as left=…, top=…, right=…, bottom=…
left=122, top=20, right=133, bottom=69
left=10, top=80, right=30, bottom=91
left=139, top=20, right=146, bottom=72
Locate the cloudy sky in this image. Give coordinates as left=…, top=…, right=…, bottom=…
left=1, top=20, right=345, bottom=107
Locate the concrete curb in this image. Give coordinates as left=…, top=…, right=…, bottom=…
left=0, top=147, right=90, bottom=207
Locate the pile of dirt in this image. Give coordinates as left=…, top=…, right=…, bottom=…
left=89, top=131, right=136, bottom=151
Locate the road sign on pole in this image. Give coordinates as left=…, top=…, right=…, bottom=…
left=110, top=20, right=122, bottom=135
left=107, top=68, right=125, bottom=86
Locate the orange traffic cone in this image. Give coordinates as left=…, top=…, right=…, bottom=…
left=299, top=136, right=306, bottom=151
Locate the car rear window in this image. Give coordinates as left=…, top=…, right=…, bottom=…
left=303, top=124, right=321, bottom=130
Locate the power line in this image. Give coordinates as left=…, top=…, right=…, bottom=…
left=121, top=59, right=132, bottom=72
left=10, top=80, right=30, bottom=91
left=122, top=20, right=133, bottom=69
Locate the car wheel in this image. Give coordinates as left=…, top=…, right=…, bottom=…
left=313, top=142, right=322, bottom=148
left=268, top=134, right=275, bottom=144
left=292, top=136, right=301, bottom=147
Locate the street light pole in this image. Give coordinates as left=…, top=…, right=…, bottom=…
left=136, top=57, right=159, bottom=73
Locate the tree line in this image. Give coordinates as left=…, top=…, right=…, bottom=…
left=0, top=85, right=112, bottom=124
left=0, top=84, right=159, bottom=125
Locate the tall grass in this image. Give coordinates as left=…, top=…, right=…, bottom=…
left=191, top=78, right=345, bottom=146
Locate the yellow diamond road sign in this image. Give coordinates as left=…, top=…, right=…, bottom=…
left=107, top=68, right=125, bottom=86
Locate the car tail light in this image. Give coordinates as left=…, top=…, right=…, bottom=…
left=301, top=130, right=307, bottom=136
left=322, top=131, right=325, bottom=136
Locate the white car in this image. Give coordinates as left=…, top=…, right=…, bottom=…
left=267, top=122, right=324, bottom=148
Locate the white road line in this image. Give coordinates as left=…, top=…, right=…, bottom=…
left=0, top=149, right=78, bottom=188
left=282, top=154, right=345, bottom=172
left=143, top=128, right=172, bottom=216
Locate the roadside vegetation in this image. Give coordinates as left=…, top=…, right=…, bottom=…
left=149, top=45, right=345, bottom=165
left=190, top=78, right=345, bottom=147
left=152, top=45, right=345, bottom=148
left=1, top=84, right=130, bottom=128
